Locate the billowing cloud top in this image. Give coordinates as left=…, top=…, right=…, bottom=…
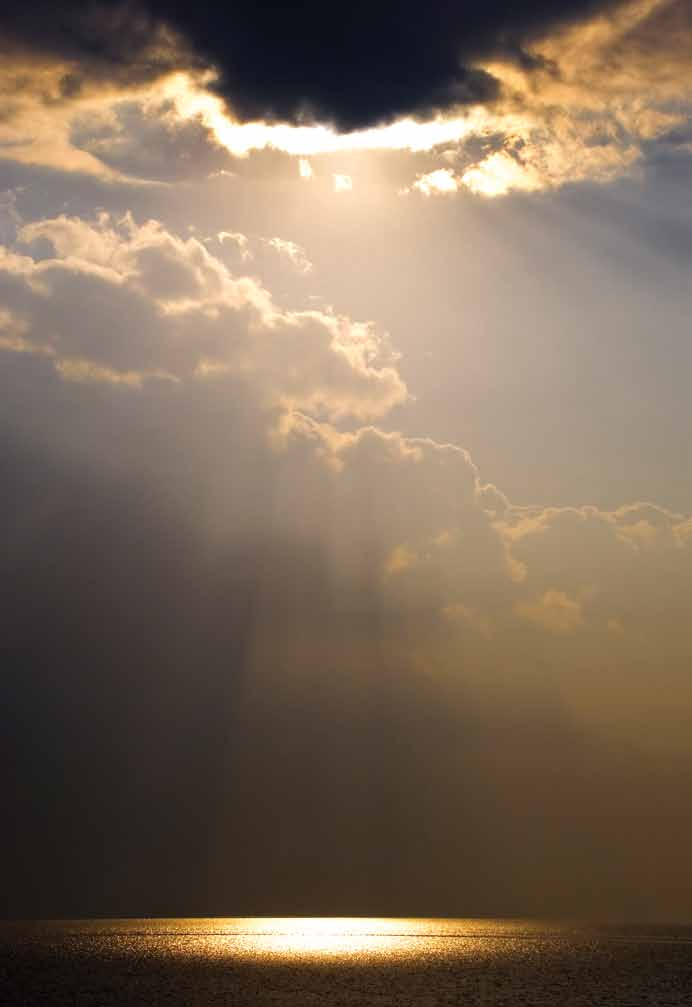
left=1, top=212, right=406, bottom=417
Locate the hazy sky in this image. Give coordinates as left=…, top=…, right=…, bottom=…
left=3, top=0, right=692, bottom=921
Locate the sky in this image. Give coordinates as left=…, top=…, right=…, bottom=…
left=2, top=0, right=692, bottom=921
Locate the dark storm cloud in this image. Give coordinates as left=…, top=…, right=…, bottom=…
left=1, top=0, right=622, bottom=127
left=0, top=2, right=198, bottom=89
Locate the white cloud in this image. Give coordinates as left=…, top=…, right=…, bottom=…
left=218, top=231, right=251, bottom=261
left=2, top=213, right=407, bottom=420
left=409, top=168, right=461, bottom=197
left=265, top=237, right=313, bottom=274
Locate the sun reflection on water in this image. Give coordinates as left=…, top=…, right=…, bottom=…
left=61, top=917, right=581, bottom=963
left=233, top=917, right=413, bottom=956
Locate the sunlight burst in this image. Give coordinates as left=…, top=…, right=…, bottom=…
left=160, top=72, right=489, bottom=158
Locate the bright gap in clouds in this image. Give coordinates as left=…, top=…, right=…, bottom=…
left=160, top=71, right=536, bottom=198
left=160, top=72, right=490, bottom=158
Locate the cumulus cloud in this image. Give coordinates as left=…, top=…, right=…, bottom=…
left=278, top=413, right=692, bottom=649
left=1, top=213, right=406, bottom=420
left=3, top=212, right=692, bottom=921
left=5, top=209, right=692, bottom=682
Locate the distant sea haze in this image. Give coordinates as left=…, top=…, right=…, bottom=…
left=3, top=917, right=692, bottom=1005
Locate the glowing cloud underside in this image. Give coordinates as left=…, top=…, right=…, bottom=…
left=161, top=73, right=488, bottom=157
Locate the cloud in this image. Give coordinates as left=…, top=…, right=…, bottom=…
left=264, top=237, right=313, bottom=275
left=7, top=400, right=692, bottom=921
left=5, top=212, right=692, bottom=682
left=0, top=4, right=211, bottom=179
left=217, top=230, right=251, bottom=261
left=4, top=3, right=692, bottom=924
left=516, top=588, right=585, bottom=633
left=260, top=408, right=692, bottom=779
left=278, top=414, right=692, bottom=647
left=2, top=1, right=691, bottom=200
left=4, top=204, right=692, bottom=918
left=2, top=1, right=637, bottom=134
left=163, top=0, right=692, bottom=195
left=408, top=169, right=461, bottom=197
left=457, top=0, right=692, bottom=193
left=0, top=213, right=407, bottom=419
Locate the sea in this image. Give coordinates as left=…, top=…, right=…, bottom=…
left=2, top=916, right=691, bottom=1005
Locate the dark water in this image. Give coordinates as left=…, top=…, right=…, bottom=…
left=2, top=917, right=692, bottom=1005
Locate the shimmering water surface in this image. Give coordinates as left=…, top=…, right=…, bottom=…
left=3, top=916, right=692, bottom=1005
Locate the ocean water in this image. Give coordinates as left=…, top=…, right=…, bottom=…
left=2, top=916, right=692, bottom=1005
